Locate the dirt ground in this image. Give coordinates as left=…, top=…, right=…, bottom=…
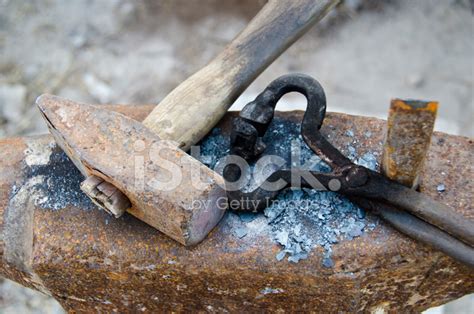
left=0, top=0, right=472, bottom=312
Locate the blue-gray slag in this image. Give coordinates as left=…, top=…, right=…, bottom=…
left=22, top=149, right=96, bottom=211
left=197, top=117, right=379, bottom=265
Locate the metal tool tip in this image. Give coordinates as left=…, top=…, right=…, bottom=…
left=35, top=94, right=87, bottom=133
left=35, top=93, right=64, bottom=113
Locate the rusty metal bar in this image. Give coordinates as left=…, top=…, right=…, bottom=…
left=0, top=107, right=472, bottom=312
left=372, top=99, right=474, bottom=266
left=382, top=99, right=438, bottom=189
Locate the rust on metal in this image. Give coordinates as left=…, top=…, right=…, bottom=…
left=382, top=99, right=438, bottom=189
left=0, top=107, right=472, bottom=312
left=36, top=94, right=227, bottom=246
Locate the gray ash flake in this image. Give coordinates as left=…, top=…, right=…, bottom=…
left=234, top=227, right=248, bottom=239
left=197, top=117, right=379, bottom=265
left=437, top=184, right=446, bottom=192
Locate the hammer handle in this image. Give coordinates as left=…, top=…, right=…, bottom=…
left=143, top=0, right=338, bottom=150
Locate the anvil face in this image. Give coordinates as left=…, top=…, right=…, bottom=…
left=36, top=94, right=226, bottom=245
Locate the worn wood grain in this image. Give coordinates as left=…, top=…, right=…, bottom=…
left=143, top=0, right=339, bottom=151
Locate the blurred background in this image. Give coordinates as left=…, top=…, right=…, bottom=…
left=0, top=0, right=472, bottom=312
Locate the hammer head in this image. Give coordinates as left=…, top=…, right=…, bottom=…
left=36, top=94, right=227, bottom=246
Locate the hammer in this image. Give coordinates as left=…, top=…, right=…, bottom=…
left=37, top=0, right=339, bottom=245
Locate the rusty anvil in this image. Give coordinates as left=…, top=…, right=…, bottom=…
left=1, top=109, right=473, bottom=312
left=36, top=0, right=339, bottom=245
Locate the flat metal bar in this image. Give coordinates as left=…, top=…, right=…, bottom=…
left=382, top=99, right=438, bottom=189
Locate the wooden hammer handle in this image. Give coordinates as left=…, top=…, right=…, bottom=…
left=143, top=0, right=338, bottom=150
